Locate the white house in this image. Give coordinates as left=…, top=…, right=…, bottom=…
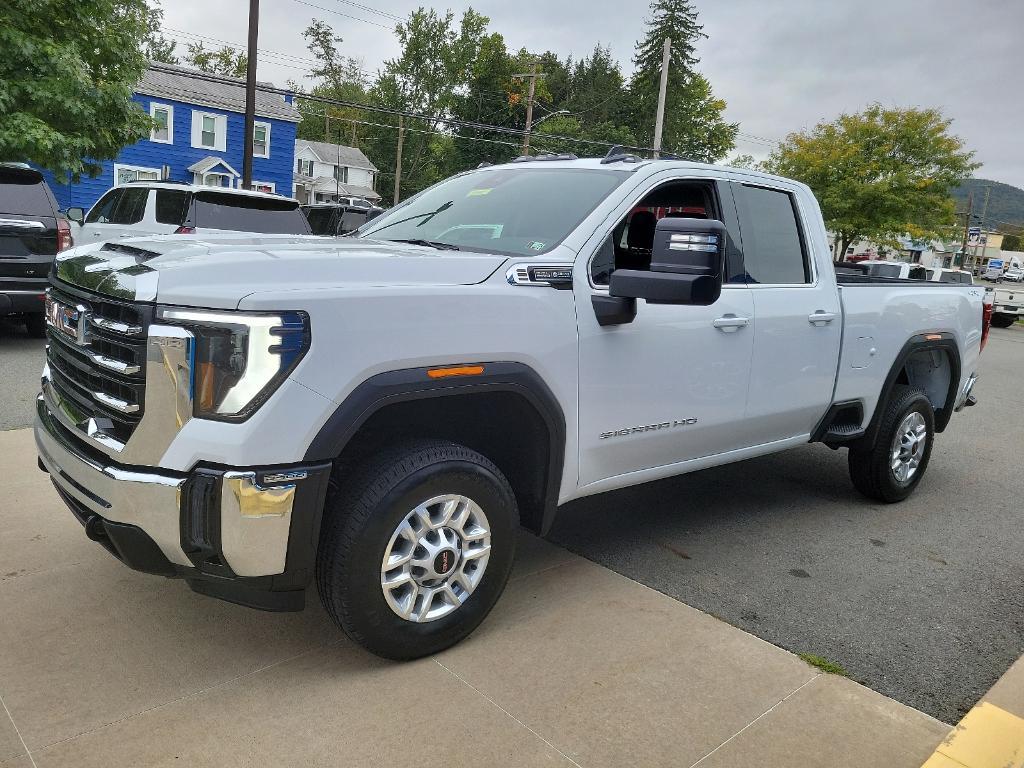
left=292, top=139, right=380, bottom=204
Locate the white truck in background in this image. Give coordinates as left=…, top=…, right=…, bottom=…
left=35, top=156, right=989, bottom=660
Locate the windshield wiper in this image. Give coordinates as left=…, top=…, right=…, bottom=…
left=388, top=238, right=461, bottom=251
left=368, top=200, right=454, bottom=233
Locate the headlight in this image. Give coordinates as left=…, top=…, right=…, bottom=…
left=157, top=308, right=310, bottom=421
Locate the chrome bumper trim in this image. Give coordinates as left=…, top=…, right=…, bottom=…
left=34, top=395, right=192, bottom=567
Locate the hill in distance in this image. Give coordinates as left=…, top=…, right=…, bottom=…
left=952, top=179, right=1024, bottom=232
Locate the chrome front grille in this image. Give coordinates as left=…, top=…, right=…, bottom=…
left=45, top=284, right=151, bottom=443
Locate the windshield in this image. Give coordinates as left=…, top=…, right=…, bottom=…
left=357, top=167, right=630, bottom=256
left=867, top=263, right=901, bottom=278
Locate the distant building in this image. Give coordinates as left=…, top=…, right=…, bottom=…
left=292, top=139, right=380, bottom=204
left=40, top=63, right=301, bottom=210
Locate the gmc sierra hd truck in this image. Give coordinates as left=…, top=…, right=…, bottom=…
left=35, top=156, right=990, bottom=660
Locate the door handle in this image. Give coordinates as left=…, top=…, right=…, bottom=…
left=808, top=311, right=836, bottom=326
left=713, top=314, right=750, bottom=332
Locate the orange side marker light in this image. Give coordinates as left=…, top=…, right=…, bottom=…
left=427, top=365, right=485, bottom=379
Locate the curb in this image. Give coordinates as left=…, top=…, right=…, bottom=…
left=921, top=654, right=1024, bottom=767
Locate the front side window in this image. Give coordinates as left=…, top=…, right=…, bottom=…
left=359, top=167, right=629, bottom=257
left=734, top=185, right=810, bottom=284
left=202, top=116, right=216, bottom=148
left=253, top=123, right=269, bottom=157
left=85, top=189, right=123, bottom=223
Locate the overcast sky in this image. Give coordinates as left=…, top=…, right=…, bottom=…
left=162, top=0, right=1024, bottom=187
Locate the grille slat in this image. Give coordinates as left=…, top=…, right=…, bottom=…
left=46, top=284, right=151, bottom=443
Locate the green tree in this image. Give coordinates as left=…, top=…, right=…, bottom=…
left=0, top=0, right=154, bottom=177
left=766, top=105, right=979, bottom=260
left=1003, top=232, right=1023, bottom=251
left=144, top=2, right=179, bottom=64
left=185, top=43, right=247, bottom=78
left=628, top=0, right=736, bottom=160
left=364, top=7, right=490, bottom=201
left=294, top=20, right=370, bottom=145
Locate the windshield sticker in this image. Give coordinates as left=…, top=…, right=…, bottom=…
left=528, top=241, right=546, bottom=251
left=467, top=188, right=492, bottom=197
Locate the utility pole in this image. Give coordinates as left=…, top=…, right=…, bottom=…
left=393, top=115, right=404, bottom=206
left=241, top=0, right=259, bottom=190
left=960, top=191, right=973, bottom=269
left=350, top=120, right=357, bottom=147
left=324, top=113, right=329, bottom=141
left=513, top=63, right=545, bottom=156
left=652, top=37, right=671, bottom=158
left=973, top=184, right=992, bottom=271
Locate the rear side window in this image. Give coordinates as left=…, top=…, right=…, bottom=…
left=155, top=190, right=189, bottom=225
left=908, top=266, right=927, bottom=280
left=303, top=207, right=336, bottom=235
left=108, top=188, right=148, bottom=225
left=191, top=193, right=311, bottom=234
left=0, top=168, right=55, bottom=215
left=734, top=185, right=809, bottom=284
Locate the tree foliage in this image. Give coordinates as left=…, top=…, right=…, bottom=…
left=628, top=0, right=736, bottom=161
left=766, top=105, right=978, bottom=258
left=0, top=0, right=154, bottom=178
left=185, top=43, right=247, bottom=79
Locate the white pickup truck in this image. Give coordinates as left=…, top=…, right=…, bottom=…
left=35, top=157, right=991, bottom=659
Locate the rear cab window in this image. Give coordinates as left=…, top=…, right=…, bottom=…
left=732, top=184, right=810, bottom=284
left=190, top=192, right=311, bottom=234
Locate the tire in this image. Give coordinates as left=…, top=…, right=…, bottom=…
left=848, top=385, right=935, bottom=503
left=990, top=314, right=1016, bottom=329
left=24, top=314, right=47, bottom=338
left=316, top=439, right=518, bottom=660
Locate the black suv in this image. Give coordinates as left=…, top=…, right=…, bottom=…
left=302, top=203, right=383, bottom=236
left=0, top=165, right=72, bottom=336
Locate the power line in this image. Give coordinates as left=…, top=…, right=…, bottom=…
left=147, top=64, right=663, bottom=154
left=289, top=0, right=393, bottom=29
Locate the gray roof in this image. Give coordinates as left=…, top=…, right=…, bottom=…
left=188, top=155, right=239, bottom=176
left=295, top=139, right=378, bottom=172
left=138, top=63, right=301, bottom=122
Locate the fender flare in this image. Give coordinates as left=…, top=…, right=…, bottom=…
left=864, top=333, right=962, bottom=444
left=303, top=362, right=566, bottom=534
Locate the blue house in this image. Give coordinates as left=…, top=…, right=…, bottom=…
left=42, top=63, right=301, bottom=210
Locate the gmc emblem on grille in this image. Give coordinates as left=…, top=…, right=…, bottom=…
left=45, top=295, right=90, bottom=346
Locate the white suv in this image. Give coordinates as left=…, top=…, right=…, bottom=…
left=66, top=182, right=311, bottom=242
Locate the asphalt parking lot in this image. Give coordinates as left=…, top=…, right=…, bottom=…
left=551, top=324, right=1024, bottom=724
left=2, top=319, right=1021, bottom=725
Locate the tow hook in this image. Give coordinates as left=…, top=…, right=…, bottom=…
left=84, top=515, right=108, bottom=542
left=963, top=395, right=977, bottom=408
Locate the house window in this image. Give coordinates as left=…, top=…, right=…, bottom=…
left=150, top=103, right=173, bottom=143
left=333, top=165, right=348, bottom=184
left=113, top=164, right=161, bottom=186
left=191, top=111, right=226, bottom=151
left=250, top=181, right=275, bottom=194
left=253, top=122, right=270, bottom=158
left=202, top=116, right=216, bottom=147
left=296, top=158, right=314, bottom=176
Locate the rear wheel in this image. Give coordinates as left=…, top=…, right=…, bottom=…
left=316, top=439, right=518, bottom=660
left=849, top=385, right=934, bottom=503
left=990, top=314, right=1016, bottom=329
left=24, top=314, right=46, bottom=338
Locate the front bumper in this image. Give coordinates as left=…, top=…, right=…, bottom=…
left=34, top=396, right=331, bottom=611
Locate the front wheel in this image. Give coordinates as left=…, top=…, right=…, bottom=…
left=848, top=385, right=935, bottom=503
left=316, top=439, right=518, bottom=660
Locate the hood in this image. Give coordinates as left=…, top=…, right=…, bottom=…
left=52, top=234, right=509, bottom=308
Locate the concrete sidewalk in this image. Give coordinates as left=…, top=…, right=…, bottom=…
left=0, top=426, right=949, bottom=767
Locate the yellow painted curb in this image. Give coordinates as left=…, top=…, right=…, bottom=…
left=922, top=701, right=1024, bottom=768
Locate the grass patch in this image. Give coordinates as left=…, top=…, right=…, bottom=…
left=798, top=653, right=848, bottom=676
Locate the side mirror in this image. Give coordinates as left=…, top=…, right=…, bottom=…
left=66, top=207, right=84, bottom=224
left=609, top=217, right=726, bottom=306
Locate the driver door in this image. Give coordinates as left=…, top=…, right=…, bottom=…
left=575, top=176, right=756, bottom=488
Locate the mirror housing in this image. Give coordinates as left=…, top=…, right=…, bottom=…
left=609, top=217, right=726, bottom=306
left=65, top=207, right=84, bottom=224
